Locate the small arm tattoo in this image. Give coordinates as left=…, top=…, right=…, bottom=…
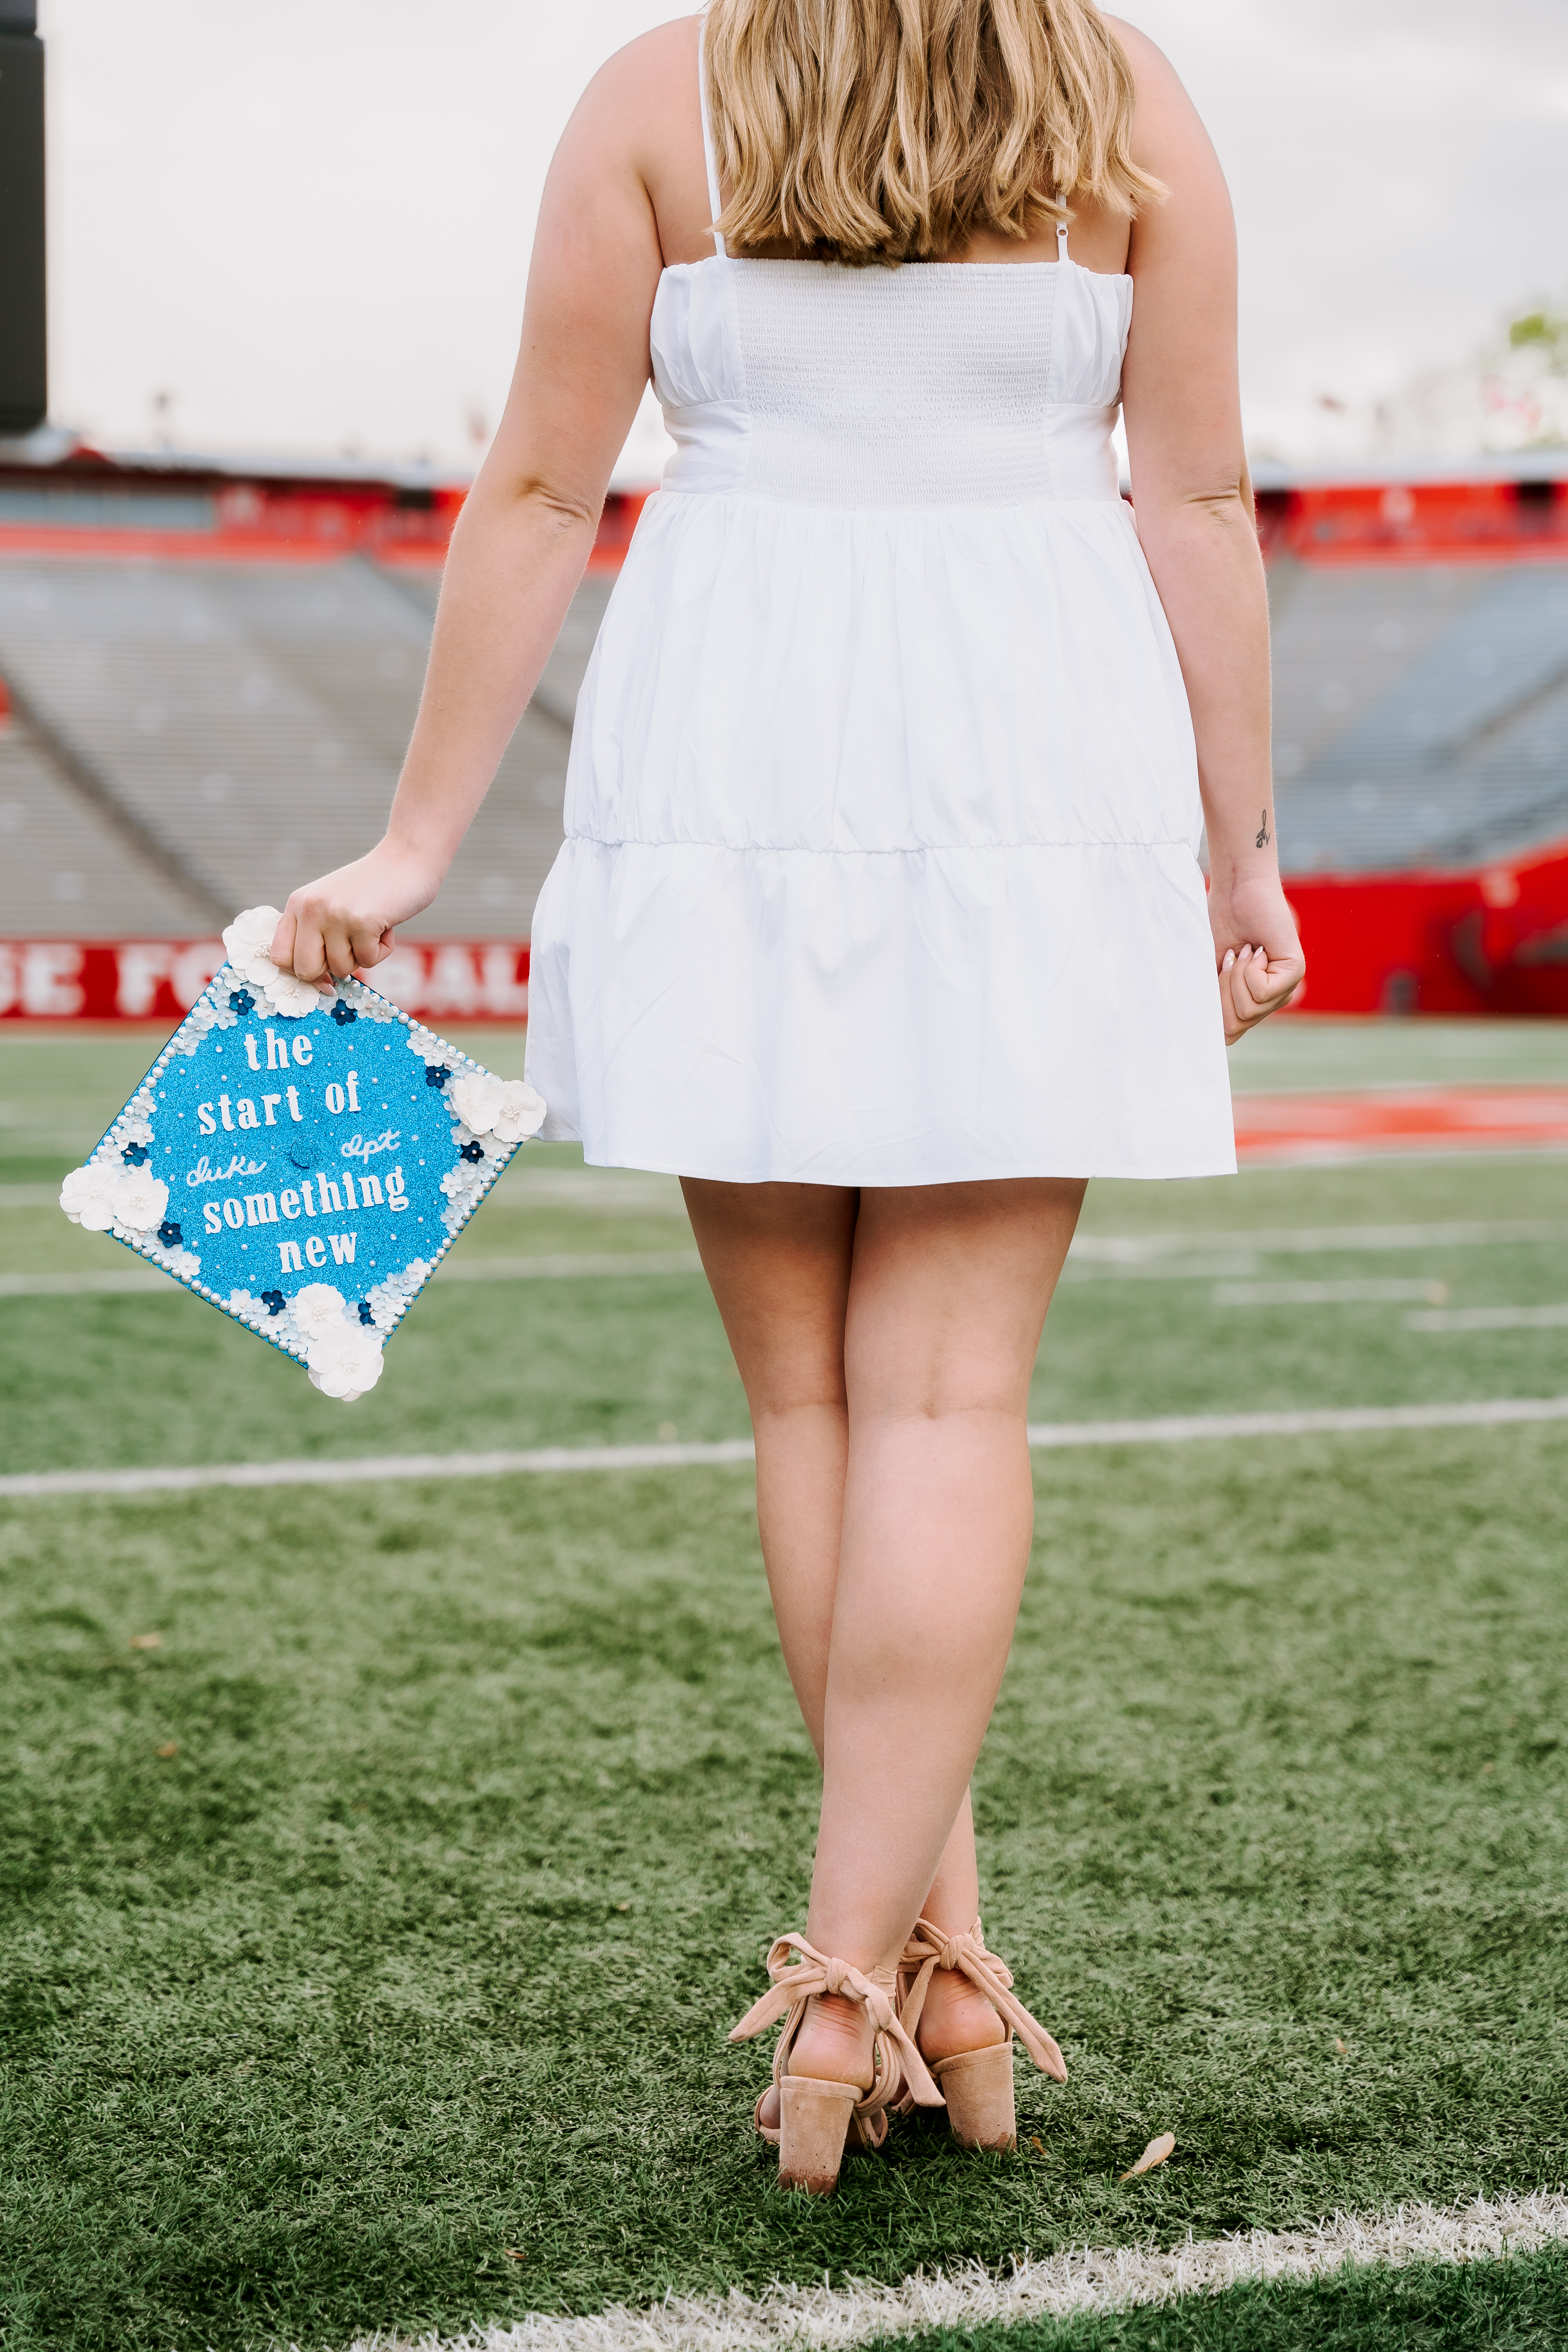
left=1256, top=808, right=1270, bottom=848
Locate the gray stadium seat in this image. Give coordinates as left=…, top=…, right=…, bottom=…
left=1270, top=559, right=1568, bottom=874
left=2, top=543, right=1566, bottom=942
left=0, top=557, right=613, bottom=937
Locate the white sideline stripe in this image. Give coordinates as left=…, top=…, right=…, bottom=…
left=345, top=2191, right=1568, bottom=2352
left=5, top=1396, right=1568, bottom=1501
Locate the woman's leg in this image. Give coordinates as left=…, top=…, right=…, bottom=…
left=687, top=1175, right=1084, bottom=2091
left=788, top=1178, right=1085, bottom=2081
left=681, top=1178, right=858, bottom=1752
left=686, top=1176, right=983, bottom=2087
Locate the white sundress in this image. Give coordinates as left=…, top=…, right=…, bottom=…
left=524, top=61, right=1235, bottom=1185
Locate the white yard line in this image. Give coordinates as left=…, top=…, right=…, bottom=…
left=1213, top=1278, right=1449, bottom=1307
left=5, top=1396, right=1568, bottom=1501
left=0, top=1253, right=707, bottom=1299
left=1411, top=1303, right=1568, bottom=1331
left=346, top=2190, right=1568, bottom=2352
left=436, top=1252, right=705, bottom=1282
left=0, top=1269, right=166, bottom=1297
left=1067, top=1219, right=1568, bottom=1263
left=7, top=1221, right=1564, bottom=1301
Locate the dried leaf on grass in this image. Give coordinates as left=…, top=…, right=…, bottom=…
left=129, top=1633, right=163, bottom=1650
left=1120, top=2131, right=1176, bottom=2180
left=156, top=1742, right=179, bottom=1759
left=504, top=2249, right=527, bottom=2262
left=1029, top=2135, right=1045, bottom=2154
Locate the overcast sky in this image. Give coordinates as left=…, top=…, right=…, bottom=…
left=35, top=0, right=1568, bottom=474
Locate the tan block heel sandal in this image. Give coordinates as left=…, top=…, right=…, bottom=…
left=897, top=1917, right=1067, bottom=2150
left=730, top=1933, right=945, bottom=2194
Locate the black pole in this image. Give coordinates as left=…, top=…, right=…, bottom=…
left=0, top=0, right=46, bottom=435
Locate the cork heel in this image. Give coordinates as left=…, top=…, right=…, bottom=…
left=932, top=2040, right=1016, bottom=2150
left=732, top=1933, right=946, bottom=2194
left=895, top=1918, right=1068, bottom=2153
left=778, top=2075, right=861, bottom=2194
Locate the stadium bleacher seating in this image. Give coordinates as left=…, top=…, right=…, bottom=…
left=0, top=543, right=612, bottom=936
left=1271, top=557, right=1568, bottom=876
left=1, top=455, right=1565, bottom=947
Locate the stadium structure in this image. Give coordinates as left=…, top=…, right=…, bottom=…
left=1, top=435, right=1566, bottom=1020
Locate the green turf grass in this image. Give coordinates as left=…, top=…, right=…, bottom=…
left=5, top=1080, right=1568, bottom=1475
left=3, top=1018, right=1568, bottom=2351
left=872, top=2243, right=1568, bottom=2350
left=3, top=1423, right=1566, bottom=2351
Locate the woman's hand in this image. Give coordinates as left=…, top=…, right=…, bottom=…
left=270, top=839, right=444, bottom=986
left=1209, top=872, right=1305, bottom=1045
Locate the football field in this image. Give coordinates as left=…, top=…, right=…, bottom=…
left=3, top=1016, right=1567, bottom=2351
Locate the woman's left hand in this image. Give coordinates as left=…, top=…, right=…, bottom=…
left=1209, top=874, right=1305, bottom=1044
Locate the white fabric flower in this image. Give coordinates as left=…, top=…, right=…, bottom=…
left=490, top=1079, right=546, bottom=1143
left=449, top=1073, right=545, bottom=1142
left=223, top=906, right=283, bottom=980
left=448, top=1074, right=502, bottom=1134
left=260, top=966, right=320, bottom=1018
left=112, top=1169, right=169, bottom=1231
left=292, top=1283, right=347, bottom=1338
left=60, top=1161, right=121, bottom=1230
left=117, top=1112, right=155, bottom=1147
left=306, top=1324, right=385, bottom=1401
left=405, top=1031, right=454, bottom=1067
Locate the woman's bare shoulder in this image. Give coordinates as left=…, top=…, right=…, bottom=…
left=547, top=16, right=710, bottom=267
left=557, top=17, right=702, bottom=192
left=575, top=14, right=701, bottom=128
left=1102, top=16, right=1186, bottom=93
left=1103, top=15, right=1218, bottom=175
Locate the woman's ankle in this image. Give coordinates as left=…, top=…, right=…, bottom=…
left=915, top=1966, right=1007, bottom=2063
left=788, top=1991, right=876, bottom=2089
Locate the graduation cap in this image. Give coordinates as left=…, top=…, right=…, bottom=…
left=58, top=906, right=546, bottom=1401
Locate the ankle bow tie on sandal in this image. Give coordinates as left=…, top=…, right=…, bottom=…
left=730, top=1933, right=944, bottom=2194
left=896, top=1917, right=1067, bottom=2150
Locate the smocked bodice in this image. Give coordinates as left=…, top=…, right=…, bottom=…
left=650, top=253, right=1132, bottom=508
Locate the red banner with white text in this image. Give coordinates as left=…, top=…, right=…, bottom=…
left=0, top=939, right=532, bottom=1022
left=5, top=846, right=1568, bottom=1023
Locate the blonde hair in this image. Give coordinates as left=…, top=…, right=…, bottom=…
left=704, top=0, right=1163, bottom=267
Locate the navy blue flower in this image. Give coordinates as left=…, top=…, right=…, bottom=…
left=157, top=1220, right=183, bottom=1248
left=330, top=1000, right=358, bottom=1025
left=357, top=1300, right=376, bottom=1327
left=459, top=1140, right=485, bottom=1163
left=229, top=988, right=256, bottom=1014
left=260, top=1289, right=286, bottom=1317
left=121, top=1142, right=149, bottom=1165
left=425, top=1063, right=451, bottom=1089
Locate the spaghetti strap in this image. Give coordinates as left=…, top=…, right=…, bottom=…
left=697, top=24, right=727, bottom=259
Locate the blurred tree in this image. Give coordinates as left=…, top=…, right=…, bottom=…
left=1509, top=310, right=1568, bottom=371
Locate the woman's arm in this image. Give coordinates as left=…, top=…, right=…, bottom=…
left=270, top=30, right=683, bottom=984
left=1112, top=21, right=1304, bottom=1043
